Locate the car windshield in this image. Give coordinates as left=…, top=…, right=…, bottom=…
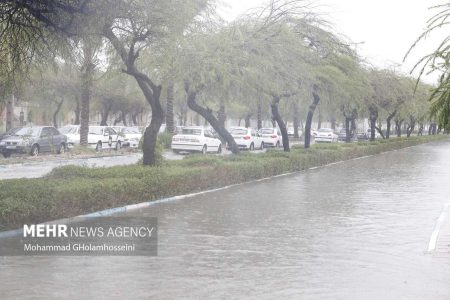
left=60, top=126, right=79, bottom=134
left=230, top=128, right=248, bottom=135
left=260, top=129, right=274, bottom=134
left=123, top=127, right=141, bottom=134
left=318, top=128, right=332, bottom=133
left=5, top=127, right=20, bottom=135
left=182, top=128, right=202, bottom=135
left=89, top=127, right=103, bottom=135
left=14, top=127, right=40, bottom=137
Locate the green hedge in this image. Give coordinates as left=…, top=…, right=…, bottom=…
left=0, top=135, right=447, bottom=230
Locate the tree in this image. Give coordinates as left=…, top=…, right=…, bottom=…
left=102, top=0, right=210, bottom=165
left=406, top=3, right=450, bottom=132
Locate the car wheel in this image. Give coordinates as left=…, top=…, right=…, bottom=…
left=260, top=142, right=264, bottom=150
left=202, top=145, right=207, bottom=155
left=96, top=141, right=102, bottom=152
left=57, top=143, right=66, bottom=154
left=217, top=144, right=222, bottom=154
left=30, top=144, right=39, bottom=156
left=2, top=150, right=11, bottom=158
left=115, top=141, right=121, bottom=151
left=276, top=141, right=280, bottom=148
left=249, top=143, right=254, bottom=151
left=173, top=149, right=180, bottom=154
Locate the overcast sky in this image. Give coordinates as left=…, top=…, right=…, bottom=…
left=219, top=0, right=445, bottom=84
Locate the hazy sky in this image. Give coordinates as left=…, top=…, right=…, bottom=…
left=219, top=0, right=445, bottom=84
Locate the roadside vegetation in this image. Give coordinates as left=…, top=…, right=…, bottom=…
left=0, top=135, right=446, bottom=231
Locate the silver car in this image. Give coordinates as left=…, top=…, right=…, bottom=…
left=0, top=126, right=67, bottom=158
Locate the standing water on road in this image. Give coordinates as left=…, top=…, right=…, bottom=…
left=1, top=140, right=450, bottom=299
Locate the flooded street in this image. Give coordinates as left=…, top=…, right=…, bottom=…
left=1, top=140, right=450, bottom=299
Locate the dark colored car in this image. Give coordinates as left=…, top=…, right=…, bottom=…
left=337, top=129, right=356, bottom=142
left=356, top=131, right=368, bottom=141
left=0, top=126, right=67, bottom=158
left=0, top=127, right=21, bottom=143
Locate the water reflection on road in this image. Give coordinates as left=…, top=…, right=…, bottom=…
left=1, top=140, right=450, bottom=299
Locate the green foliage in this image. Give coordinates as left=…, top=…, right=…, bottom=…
left=406, top=3, right=450, bottom=129
left=158, top=132, right=174, bottom=149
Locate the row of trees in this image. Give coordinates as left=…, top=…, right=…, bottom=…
left=0, top=0, right=440, bottom=165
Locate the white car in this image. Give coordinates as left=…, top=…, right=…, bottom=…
left=171, top=126, right=222, bottom=154
left=113, top=126, right=142, bottom=148
left=59, top=125, right=123, bottom=151
left=229, top=127, right=264, bottom=150
left=288, top=127, right=303, bottom=138
left=259, top=128, right=282, bottom=148
left=59, top=125, right=80, bottom=147
left=315, top=128, right=338, bottom=143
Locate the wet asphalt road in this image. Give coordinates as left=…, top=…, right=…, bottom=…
left=1, top=140, right=449, bottom=299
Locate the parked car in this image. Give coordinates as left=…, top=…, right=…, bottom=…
left=287, top=127, right=303, bottom=138
left=229, top=127, right=264, bottom=150
left=365, top=128, right=381, bottom=139
left=175, top=126, right=185, bottom=134
left=315, top=128, right=338, bottom=143
left=0, top=127, right=21, bottom=143
left=337, top=129, right=356, bottom=142
left=59, top=125, right=80, bottom=147
left=0, top=126, right=67, bottom=158
left=171, top=126, right=222, bottom=154
left=356, top=131, right=368, bottom=141
left=311, top=129, right=318, bottom=137
left=112, top=126, right=142, bottom=148
left=60, top=125, right=123, bottom=151
left=259, top=128, right=282, bottom=148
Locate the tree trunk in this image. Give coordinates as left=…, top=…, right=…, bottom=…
left=406, top=116, right=416, bottom=137
left=271, top=96, right=289, bottom=151
left=418, top=123, right=424, bottom=136
left=103, top=26, right=164, bottom=166
left=369, top=106, right=378, bottom=141
left=132, top=112, right=139, bottom=126
left=244, top=113, right=251, bottom=128
left=6, top=96, right=13, bottom=131
left=385, top=110, right=396, bottom=139
left=375, top=126, right=385, bottom=139
left=429, top=123, right=437, bottom=135
left=166, top=80, right=175, bottom=133
left=186, top=87, right=239, bottom=154
left=293, top=102, right=300, bottom=138
left=113, top=115, right=122, bottom=125
left=305, top=88, right=320, bottom=149
left=79, top=41, right=95, bottom=147
left=74, top=96, right=81, bottom=125
left=121, top=111, right=128, bottom=126
left=218, top=101, right=226, bottom=128
left=100, top=101, right=113, bottom=126
left=345, top=117, right=351, bottom=143
left=142, top=85, right=163, bottom=166
left=257, top=99, right=262, bottom=130
left=53, top=98, right=64, bottom=128
left=395, top=119, right=403, bottom=137
left=331, top=117, right=336, bottom=130
left=317, top=107, right=322, bottom=130
left=350, top=117, right=356, bottom=133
